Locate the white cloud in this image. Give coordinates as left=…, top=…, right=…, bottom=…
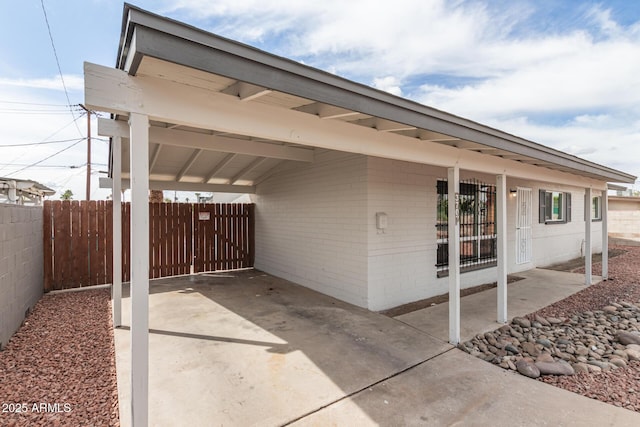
left=0, top=84, right=109, bottom=199
left=159, top=0, right=640, bottom=182
left=373, top=76, right=403, bottom=96
left=0, top=74, right=84, bottom=92
left=484, top=114, right=640, bottom=176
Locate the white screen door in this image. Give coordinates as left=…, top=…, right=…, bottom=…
left=516, top=187, right=532, bottom=264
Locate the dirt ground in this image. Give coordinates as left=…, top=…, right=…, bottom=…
left=542, top=248, right=626, bottom=273
left=381, top=248, right=626, bottom=318
left=381, top=275, right=524, bottom=317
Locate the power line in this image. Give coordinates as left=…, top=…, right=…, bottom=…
left=0, top=162, right=106, bottom=169
left=0, top=164, right=83, bottom=169
left=40, top=0, right=83, bottom=138
left=0, top=100, right=77, bottom=107
left=0, top=110, right=83, bottom=115
left=0, top=112, right=86, bottom=174
left=0, top=137, right=86, bottom=147
left=4, top=139, right=85, bottom=177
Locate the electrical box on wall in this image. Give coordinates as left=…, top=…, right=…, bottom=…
left=376, top=212, right=388, bottom=230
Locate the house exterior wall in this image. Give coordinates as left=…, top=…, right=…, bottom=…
left=253, top=151, right=369, bottom=307
left=506, top=178, right=603, bottom=273
left=0, top=204, right=43, bottom=349
left=255, top=151, right=603, bottom=311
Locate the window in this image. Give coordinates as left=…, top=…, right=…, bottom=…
left=592, top=196, right=602, bottom=221
left=539, top=189, right=571, bottom=224
left=436, top=179, right=497, bottom=276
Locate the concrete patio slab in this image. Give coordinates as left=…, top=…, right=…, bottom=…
left=114, top=269, right=452, bottom=427
left=292, top=349, right=640, bottom=427
left=396, top=268, right=600, bottom=342
left=113, top=268, right=640, bottom=427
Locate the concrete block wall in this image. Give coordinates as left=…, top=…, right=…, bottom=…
left=609, top=210, right=640, bottom=238
left=253, top=150, right=369, bottom=307
left=0, top=204, right=43, bottom=349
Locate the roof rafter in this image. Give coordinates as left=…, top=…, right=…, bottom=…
left=203, top=153, right=236, bottom=183
left=149, top=144, right=162, bottom=172
left=175, top=149, right=203, bottom=182
left=230, top=157, right=268, bottom=184
left=294, top=102, right=361, bottom=119
left=222, top=81, right=272, bottom=101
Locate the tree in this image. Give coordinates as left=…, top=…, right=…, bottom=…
left=60, top=189, right=73, bottom=200
left=149, top=190, right=164, bottom=203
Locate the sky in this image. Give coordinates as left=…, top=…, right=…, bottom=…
left=1, top=0, right=639, bottom=201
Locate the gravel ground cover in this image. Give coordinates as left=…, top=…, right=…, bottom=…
left=533, top=245, right=640, bottom=412
left=533, top=246, right=640, bottom=319
left=459, top=245, right=640, bottom=413
left=0, top=289, right=119, bottom=426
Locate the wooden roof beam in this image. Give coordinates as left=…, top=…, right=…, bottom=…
left=99, top=118, right=314, bottom=162
left=99, top=177, right=254, bottom=193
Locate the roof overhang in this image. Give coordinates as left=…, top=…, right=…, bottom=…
left=93, top=4, right=636, bottom=191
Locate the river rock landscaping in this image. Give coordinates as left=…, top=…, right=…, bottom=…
left=459, top=305, right=640, bottom=376
left=459, top=245, right=640, bottom=412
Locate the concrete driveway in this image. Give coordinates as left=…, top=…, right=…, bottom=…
left=114, top=270, right=452, bottom=426
left=114, top=269, right=640, bottom=426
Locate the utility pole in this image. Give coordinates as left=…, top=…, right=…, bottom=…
left=80, top=105, right=91, bottom=200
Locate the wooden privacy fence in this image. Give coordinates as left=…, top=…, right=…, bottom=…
left=43, top=201, right=255, bottom=291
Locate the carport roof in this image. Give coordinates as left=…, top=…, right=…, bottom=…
left=105, top=3, right=636, bottom=190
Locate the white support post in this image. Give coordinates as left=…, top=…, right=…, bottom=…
left=129, top=113, right=149, bottom=427
left=112, top=136, right=122, bottom=328
left=496, top=174, right=508, bottom=324
left=585, top=187, right=592, bottom=286
left=448, top=166, right=461, bottom=345
left=601, top=190, right=608, bottom=280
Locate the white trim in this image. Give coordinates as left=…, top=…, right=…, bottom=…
left=129, top=112, right=149, bottom=427
left=496, top=174, right=507, bottom=324
left=112, top=136, right=122, bottom=328
left=584, top=187, right=592, bottom=286
left=601, top=190, right=608, bottom=280
left=448, top=166, right=460, bottom=345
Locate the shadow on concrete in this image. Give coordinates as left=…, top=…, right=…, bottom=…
left=119, top=325, right=291, bottom=353
left=115, top=269, right=452, bottom=426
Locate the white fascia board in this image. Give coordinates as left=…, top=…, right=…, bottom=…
left=86, top=63, right=609, bottom=189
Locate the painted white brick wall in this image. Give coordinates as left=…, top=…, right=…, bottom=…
left=367, top=157, right=436, bottom=310
left=0, top=204, right=43, bottom=349
left=254, top=151, right=604, bottom=312
left=253, top=151, right=369, bottom=307
left=506, top=179, right=602, bottom=273
left=366, top=160, right=603, bottom=310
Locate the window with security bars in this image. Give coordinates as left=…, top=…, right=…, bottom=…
left=436, top=179, right=497, bottom=276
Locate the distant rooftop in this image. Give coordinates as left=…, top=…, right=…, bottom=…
left=0, top=177, right=55, bottom=205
